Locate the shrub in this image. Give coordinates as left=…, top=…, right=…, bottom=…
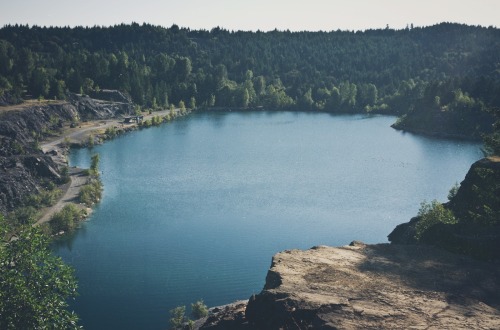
left=105, top=126, right=117, bottom=138
left=169, top=306, right=186, bottom=330
left=414, top=200, right=457, bottom=240
left=447, top=182, right=460, bottom=201
left=78, top=180, right=103, bottom=206
left=191, top=300, right=208, bottom=319
left=24, top=189, right=62, bottom=208
left=7, top=206, right=39, bottom=226
left=60, top=166, right=70, bottom=184
left=50, top=204, right=84, bottom=233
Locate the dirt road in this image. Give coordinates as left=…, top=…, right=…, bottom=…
left=35, top=167, right=88, bottom=225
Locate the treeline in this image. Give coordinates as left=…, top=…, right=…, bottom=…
left=0, top=22, right=499, bottom=134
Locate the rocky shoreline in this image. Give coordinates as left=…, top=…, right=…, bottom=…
left=0, top=93, right=187, bottom=222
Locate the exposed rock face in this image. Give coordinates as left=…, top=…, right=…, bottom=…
left=68, top=93, right=133, bottom=120
left=388, top=157, right=500, bottom=260
left=89, top=89, right=132, bottom=104
left=447, top=157, right=500, bottom=224
left=0, top=93, right=133, bottom=214
left=239, top=243, right=500, bottom=329
left=0, top=103, right=77, bottom=213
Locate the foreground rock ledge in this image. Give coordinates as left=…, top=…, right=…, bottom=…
left=200, top=243, right=500, bottom=329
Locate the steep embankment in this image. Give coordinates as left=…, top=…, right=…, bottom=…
left=0, top=93, right=133, bottom=215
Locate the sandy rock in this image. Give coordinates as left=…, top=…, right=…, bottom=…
left=230, top=243, right=500, bottom=329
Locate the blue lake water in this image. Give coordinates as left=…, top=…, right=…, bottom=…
left=53, top=111, right=483, bottom=329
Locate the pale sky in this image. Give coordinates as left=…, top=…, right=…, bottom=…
left=0, top=0, right=499, bottom=31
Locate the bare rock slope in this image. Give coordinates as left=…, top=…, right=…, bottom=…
left=201, top=243, right=500, bottom=329
left=0, top=93, right=133, bottom=214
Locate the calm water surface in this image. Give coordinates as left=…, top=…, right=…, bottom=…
left=54, top=111, right=482, bottom=329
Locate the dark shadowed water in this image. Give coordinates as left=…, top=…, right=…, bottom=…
left=53, top=111, right=482, bottom=329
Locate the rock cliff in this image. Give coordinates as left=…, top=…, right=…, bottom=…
left=389, top=157, right=500, bottom=260
left=199, top=243, right=500, bottom=329
left=0, top=93, right=133, bottom=214
left=199, top=158, right=500, bottom=329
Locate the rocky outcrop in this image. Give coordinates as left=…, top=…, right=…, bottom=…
left=68, top=93, right=133, bottom=120
left=0, top=103, right=77, bottom=213
left=0, top=94, right=133, bottom=214
left=388, top=157, right=500, bottom=260
left=89, top=89, right=132, bottom=104
left=199, top=243, right=500, bottom=329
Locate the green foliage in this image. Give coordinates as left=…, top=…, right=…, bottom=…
left=463, top=167, right=500, bottom=226
left=169, top=306, right=187, bottom=330
left=189, top=96, right=196, bottom=110
left=483, top=108, right=500, bottom=156
left=62, top=136, right=71, bottom=147
left=90, top=153, right=100, bottom=176
left=60, top=166, right=70, bottom=184
left=141, top=118, right=153, bottom=127
left=447, top=182, right=460, bottom=201
left=24, top=188, right=63, bottom=208
left=179, top=100, right=186, bottom=111
left=105, top=126, right=117, bottom=138
left=483, top=131, right=500, bottom=156
left=151, top=115, right=163, bottom=126
left=7, top=206, right=39, bottom=226
left=191, top=300, right=208, bottom=319
left=11, top=141, right=24, bottom=155
left=0, top=23, right=498, bottom=136
left=88, top=134, right=95, bottom=147
left=0, top=223, right=80, bottom=329
left=414, top=200, right=457, bottom=240
left=169, top=300, right=209, bottom=329
left=49, top=204, right=85, bottom=233
left=78, top=179, right=103, bottom=206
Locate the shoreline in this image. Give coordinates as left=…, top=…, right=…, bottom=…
left=36, top=107, right=189, bottom=229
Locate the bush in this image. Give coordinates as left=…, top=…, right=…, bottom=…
left=78, top=180, right=103, bottom=206
left=60, top=166, right=70, bottom=184
left=7, top=206, right=39, bottom=226
left=191, top=300, right=208, bottom=319
left=24, top=189, right=62, bottom=208
left=447, top=182, right=460, bottom=201
left=50, top=204, right=84, bottom=233
left=169, top=306, right=186, bottom=330
left=414, top=200, right=457, bottom=240
left=105, top=126, right=117, bottom=138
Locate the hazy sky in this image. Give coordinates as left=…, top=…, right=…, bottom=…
left=1, top=0, right=499, bottom=31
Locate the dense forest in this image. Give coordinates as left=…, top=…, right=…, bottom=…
left=1, top=23, right=499, bottom=328
left=0, top=23, right=499, bottom=139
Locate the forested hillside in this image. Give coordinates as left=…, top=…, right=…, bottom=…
left=0, top=23, right=499, bottom=137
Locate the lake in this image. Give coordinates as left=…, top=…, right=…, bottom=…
left=54, top=111, right=483, bottom=329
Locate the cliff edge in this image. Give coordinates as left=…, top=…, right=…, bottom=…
left=199, top=158, right=500, bottom=329
left=199, top=243, right=500, bottom=329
